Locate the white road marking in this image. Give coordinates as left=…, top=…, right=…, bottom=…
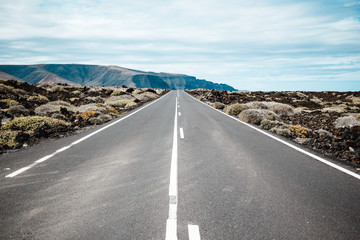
left=180, top=128, right=184, bottom=139
left=166, top=97, right=178, bottom=240
left=55, top=146, right=71, bottom=153
left=166, top=219, right=177, bottom=240
left=5, top=162, right=38, bottom=178
left=188, top=225, right=201, bottom=240
left=5, top=93, right=170, bottom=178
left=186, top=92, right=360, bottom=181
left=35, top=154, right=54, bottom=163
left=178, top=112, right=181, bottom=116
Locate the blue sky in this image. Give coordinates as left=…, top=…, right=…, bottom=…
left=0, top=0, right=359, bottom=91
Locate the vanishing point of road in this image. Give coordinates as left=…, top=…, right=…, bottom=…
left=1, top=91, right=359, bottom=239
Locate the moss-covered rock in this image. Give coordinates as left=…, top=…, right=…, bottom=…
left=0, top=130, right=19, bottom=149
left=0, top=99, right=19, bottom=108
left=2, top=116, right=70, bottom=131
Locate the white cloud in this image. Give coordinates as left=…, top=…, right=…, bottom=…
left=0, top=0, right=359, bottom=90
left=333, top=17, right=360, bottom=31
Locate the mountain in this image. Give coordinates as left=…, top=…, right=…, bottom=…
left=0, top=64, right=236, bottom=90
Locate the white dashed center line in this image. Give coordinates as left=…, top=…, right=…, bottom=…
left=180, top=128, right=184, bottom=139
left=188, top=225, right=201, bottom=240
left=166, top=96, right=179, bottom=240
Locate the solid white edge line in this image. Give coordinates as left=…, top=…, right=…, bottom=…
left=185, top=91, right=360, bottom=181
left=55, top=146, right=71, bottom=153
left=180, top=128, right=184, bottom=139
left=5, top=92, right=171, bottom=178
left=35, top=154, right=54, bottom=163
left=188, top=225, right=201, bottom=240
left=5, top=162, right=38, bottom=178
left=166, top=96, right=178, bottom=240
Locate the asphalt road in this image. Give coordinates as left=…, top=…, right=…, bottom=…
left=1, top=90, right=360, bottom=239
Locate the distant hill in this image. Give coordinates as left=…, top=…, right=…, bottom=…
left=0, top=64, right=236, bottom=91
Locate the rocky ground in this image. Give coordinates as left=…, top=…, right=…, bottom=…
left=186, top=89, right=360, bottom=168
left=0, top=79, right=168, bottom=153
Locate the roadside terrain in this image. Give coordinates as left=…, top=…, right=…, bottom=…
left=2, top=91, right=359, bottom=240
left=0, top=79, right=168, bottom=153
left=186, top=89, right=360, bottom=168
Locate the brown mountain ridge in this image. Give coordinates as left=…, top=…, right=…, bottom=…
left=0, top=64, right=236, bottom=91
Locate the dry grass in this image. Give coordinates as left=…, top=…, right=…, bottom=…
left=75, top=104, right=107, bottom=113
left=268, top=102, right=294, bottom=117
left=289, top=125, right=308, bottom=138
left=224, top=103, right=248, bottom=116
left=238, top=109, right=278, bottom=125
left=27, top=95, right=49, bottom=104
left=110, top=90, right=126, bottom=97
left=135, top=92, right=158, bottom=101
left=0, top=83, right=14, bottom=93
left=334, top=115, right=360, bottom=128
left=212, top=102, right=225, bottom=110
left=346, top=96, right=360, bottom=105
left=0, top=99, right=19, bottom=107
left=260, top=119, right=289, bottom=131
left=106, top=107, right=119, bottom=115
left=245, top=101, right=268, bottom=109
left=105, top=99, right=132, bottom=108
left=73, top=110, right=96, bottom=120
left=322, top=104, right=348, bottom=113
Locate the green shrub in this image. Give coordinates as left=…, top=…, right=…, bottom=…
left=2, top=116, right=70, bottom=131
left=0, top=130, right=19, bottom=148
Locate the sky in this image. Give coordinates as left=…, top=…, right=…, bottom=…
left=0, top=0, right=360, bottom=91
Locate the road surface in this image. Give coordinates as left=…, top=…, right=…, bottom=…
left=1, top=90, right=359, bottom=239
